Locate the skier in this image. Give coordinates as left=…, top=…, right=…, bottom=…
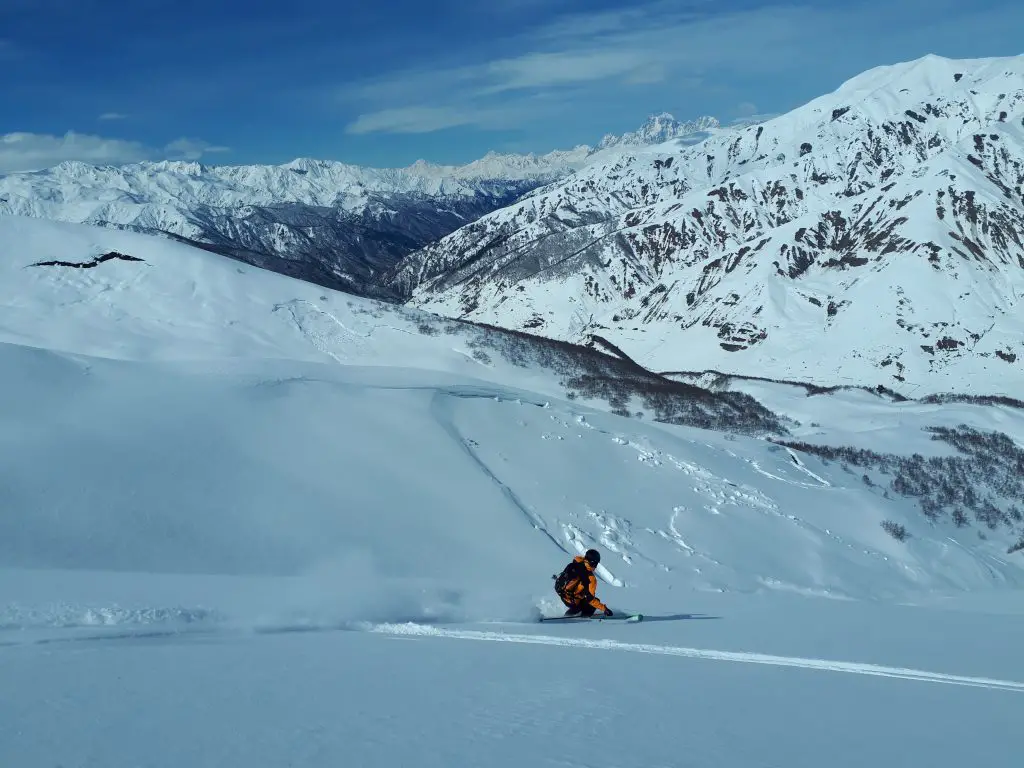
left=553, top=549, right=613, bottom=617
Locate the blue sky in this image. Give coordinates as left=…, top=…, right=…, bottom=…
left=1, top=0, right=1022, bottom=171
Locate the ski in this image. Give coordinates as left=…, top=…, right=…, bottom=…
left=539, top=613, right=643, bottom=623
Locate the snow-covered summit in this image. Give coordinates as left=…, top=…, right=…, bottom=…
left=598, top=113, right=720, bottom=149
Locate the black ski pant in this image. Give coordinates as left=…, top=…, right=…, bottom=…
left=558, top=593, right=599, bottom=617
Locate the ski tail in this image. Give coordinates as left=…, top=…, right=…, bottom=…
left=538, top=613, right=643, bottom=623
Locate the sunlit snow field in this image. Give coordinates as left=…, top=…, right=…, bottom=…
left=1, top=216, right=1022, bottom=767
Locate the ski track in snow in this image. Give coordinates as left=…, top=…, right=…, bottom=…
left=273, top=299, right=370, bottom=363
left=370, top=623, right=1024, bottom=694
left=6, top=612, right=1023, bottom=695
left=427, top=387, right=571, bottom=558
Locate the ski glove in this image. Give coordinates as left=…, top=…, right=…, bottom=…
left=604, top=608, right=614, bottom=616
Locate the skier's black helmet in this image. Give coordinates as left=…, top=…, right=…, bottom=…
left=584, top=549, right=601, bottom=567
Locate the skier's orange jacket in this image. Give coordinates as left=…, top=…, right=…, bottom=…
left=556, top=556, right=607, bottom=611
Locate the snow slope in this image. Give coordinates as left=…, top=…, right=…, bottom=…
left=2, top=215, right=1023, bottom=767
left=398, top=54, right=1024, bottom=397
left=7, top=214, right=1021, bottom=592
left=3, top=592, right=1023, bottom=768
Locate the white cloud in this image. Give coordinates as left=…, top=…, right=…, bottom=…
left=0, top=131, right=231, bottom=174
left=347, top=107, right=483, bottom=135
left=347, top=104, right=541, bottom=136
left=98, top=112, right=130, bottom=121
left=481, top=49, right=653, bottom=94
left=163, top=138, right=231, bottom=160
left=623, top=63, right=670, bottom=86
left=0, top=132, right=150, bottom=173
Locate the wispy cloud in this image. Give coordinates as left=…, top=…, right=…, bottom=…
left=340, top=2, right=822, bottom=135
left=347, top=106, right=503, bottom=135
left=0, top=132, right=150, bottom=172
left=0, top=131, right=231, bottom=173
left=98, top=112, right=129, bottom=121
left=479, top=49, right=656, bottom=95
left=341, top=0, right=1024, bottom=138
left=163, top=137, right=231, bottom=160
left=346, top=97, right=566, bottom=136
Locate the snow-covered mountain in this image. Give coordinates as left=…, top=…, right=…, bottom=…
left=394, top=55, right=1024, bottom=398
left=0, top=116, right=710, bottom=298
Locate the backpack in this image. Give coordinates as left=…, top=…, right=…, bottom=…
left=553, top=559, right=590, bottom=596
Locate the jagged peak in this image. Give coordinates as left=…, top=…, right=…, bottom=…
left=283, top=157, right=330, bottom=170
left=597, top=113, right=721, bottom=149
left=49, top=159, right=115, bottom=173
left=141, top=160, right=207, bottom=175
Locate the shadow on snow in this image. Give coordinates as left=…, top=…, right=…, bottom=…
left=639, top=613, right=721, bottom=623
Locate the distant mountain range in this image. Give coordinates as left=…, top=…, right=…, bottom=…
left=0, top=114, right=718, bottom=298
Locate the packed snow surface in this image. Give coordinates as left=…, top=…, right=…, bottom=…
left=2, top=215, right=1023, bottom=767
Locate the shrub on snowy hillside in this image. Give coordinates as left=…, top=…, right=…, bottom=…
left=399, top=309, right=789, bottom=435
left=919, top=393, right=1024, bottom=410
left=458, top=322, right=788, bottom=436
left=775, top=425, right=1024, bottom=544
left=881, top=520, right=909, bottom=542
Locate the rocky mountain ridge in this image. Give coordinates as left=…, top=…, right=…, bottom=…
left=393, top=54, right=1024, bottom=396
